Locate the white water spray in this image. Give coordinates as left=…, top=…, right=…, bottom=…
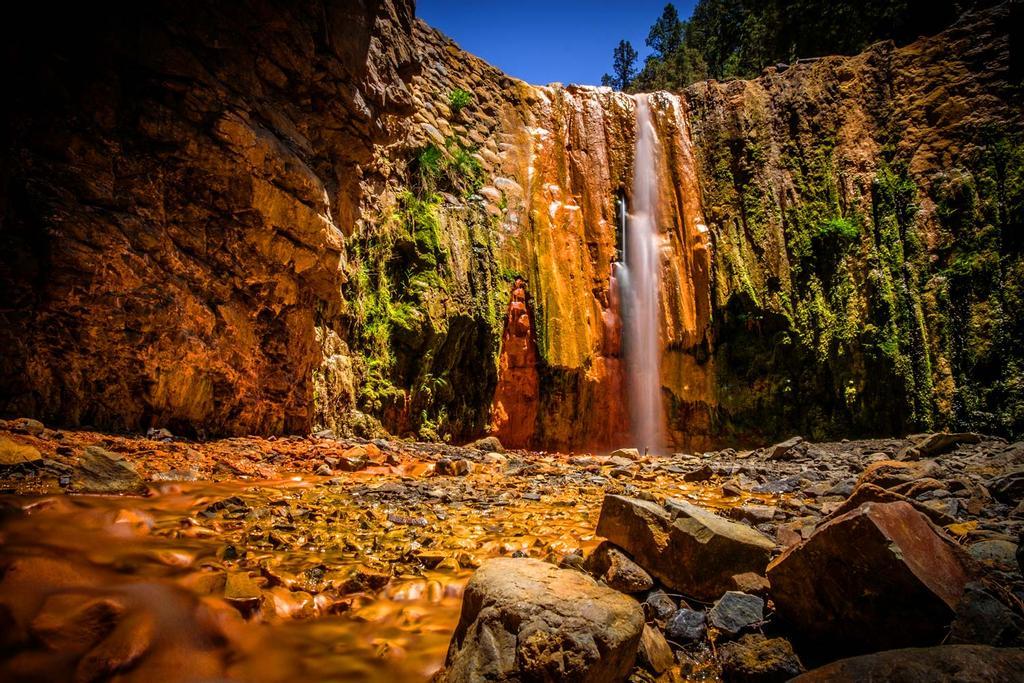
left=620, top=95, right=665, bottom=453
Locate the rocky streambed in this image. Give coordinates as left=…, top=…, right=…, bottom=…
left=0, top=420, right=1022, bottom=681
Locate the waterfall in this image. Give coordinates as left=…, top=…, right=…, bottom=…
left=621, top=95, right=665, bottom=453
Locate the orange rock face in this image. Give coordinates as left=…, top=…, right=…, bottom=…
left=490, top=279, right=540, bottom=448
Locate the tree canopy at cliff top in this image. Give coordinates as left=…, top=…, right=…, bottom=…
left=603, top=0, right=967, bottom=91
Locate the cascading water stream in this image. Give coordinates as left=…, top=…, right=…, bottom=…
left=619, top=95, right=665, bottom=453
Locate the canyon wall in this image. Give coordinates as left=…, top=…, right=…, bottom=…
left=0, top=1, right=1020, bottom=448
left=0, top=0, right=420, bottom=436
left=686, top=1, right=1023, bottom=442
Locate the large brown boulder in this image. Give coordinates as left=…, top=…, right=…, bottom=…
left=439, top=557, right=643, bottom=683
left=792, top=644, right=1024, bottom=681
left=596, top=495, right=774, bottom=601
left=767, top=501, right=972, bottom=658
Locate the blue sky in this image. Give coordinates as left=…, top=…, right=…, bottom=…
left=417, top=1, right=697, bottom=86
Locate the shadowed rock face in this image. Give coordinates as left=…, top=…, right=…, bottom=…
left=793, top=644, right=1024, bottom=682
left=0, top=0, right=419, bottom=437
left=767, top=500, right=973, bottom=659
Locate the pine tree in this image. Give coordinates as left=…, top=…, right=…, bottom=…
left=601, top=40, right=638, bottom=90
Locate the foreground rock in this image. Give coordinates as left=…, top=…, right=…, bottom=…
left=583, top=541, right=654, bottom=593
left=719, top=634, right=804, bottom=682
left=792, top=644, right=1024, bottom=681
left=439, top=557, right=643, bottom=682
left=69, top=446, right=146, bottom=494
left=596, top=495, right=774, bottom=600
left=0, top=437, right=42, bottom=470
left=708, top=591, right=764, bottom=637
left=768, top=501, right=972, bottom=658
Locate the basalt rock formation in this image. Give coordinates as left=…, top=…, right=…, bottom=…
left=1, top=1, right=1022, bottom=449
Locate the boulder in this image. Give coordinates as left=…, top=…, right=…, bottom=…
left=582, top=541, right=653, bottom=594
left=609, top=447, right=640, bottom=461
left=595, top=495, right=774, bottom=601
left=767, top=501, right=972, bottom=658
left=987, top=468, right=1024, bottom=504
left=439, top=558, right=643, bottom=683
left=708, top=591, right=764, bottom=636
left=10, top=417, right=45, bottom=436
left=792, top=645, right=1024, bottom=681
left=70, top=446, right=146, bottom=494
left=719, top=634, right=804, bottom=682
left=682, top=464, right=714, bottom=482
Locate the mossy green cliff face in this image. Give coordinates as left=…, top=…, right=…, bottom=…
left=684, top=3, right=1023, bottom=442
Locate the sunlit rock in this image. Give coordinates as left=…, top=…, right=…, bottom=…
left=596, top=495, right=774, bottom=600
left=439, top=557, right=643, bottom=683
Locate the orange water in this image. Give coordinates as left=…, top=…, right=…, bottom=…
left=0, top=453, right=759, bottom=681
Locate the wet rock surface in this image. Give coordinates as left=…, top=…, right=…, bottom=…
left=0, top=425, right=1022, bottom=680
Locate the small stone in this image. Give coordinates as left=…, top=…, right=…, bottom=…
left=642, top=590, right=677, bottom=625
left=967, top=540, right=1019, bottom=573
left=729, top=572, right=770, bottom=595
left=583, top=541, right=654, bottom=594
left=708, top=591, right=764, bottom=636
left=719, top=634, right=804, bottom=682
left=987, top=469, right=1024, bottom=504
left=766, top=436, right=802, bottom=461
left=436, top=458, right=472, bottom=476
left=905, top=432, right=981, bottom=458
left=224, top=571, right=262, bottom=616
left=145, top=427, right=174, bottom=440
left=467, top=436, right=503, bottom=452
left=665, top=608, right=706, bottom=644
left=315, top=464, right=332, bottom=476
left=637, top=625, right=674, bottom=675
left=483, top=451, right=507, bottom=466
left=730, top=505, right=776, bottom=524
left=11, top=417, right=45, bottom=435
left=70, top=446, right=146, bottom=494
